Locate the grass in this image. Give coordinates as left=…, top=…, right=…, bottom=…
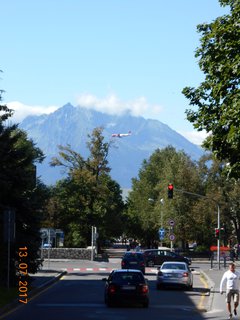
left=0, top=287, right=18, bottom=308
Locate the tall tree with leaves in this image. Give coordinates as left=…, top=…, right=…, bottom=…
left=50, top=127, right=125, bottom=248
left=126, top=146, right=203, bottom=248
left=182, top=0, right=240, bottom=178
left=192, top=153, right=240, bottom=248
left=0, top=88, right=47, bottom=287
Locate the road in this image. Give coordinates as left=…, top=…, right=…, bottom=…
left=2, top=259, right=209, bottom=320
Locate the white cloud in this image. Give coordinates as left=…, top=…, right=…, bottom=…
left=4, top=97, right=209, bottom=146
left=178, top=130, right=209, bottom=145
left=76, top=93, right=163, bottom=118
left=6, top=101, right=59, bottom=123
left=5, top=94, right=163, bottom=123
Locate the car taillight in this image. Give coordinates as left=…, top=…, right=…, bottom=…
left=182, top=272, right=189, bottom=277
left=140, top=262, right=144, bottom=266
left=140, top=284, right=149, bottom=294
left=121, top=261, right=125, bottom=267
left=108, top=284, right=116, bottom=294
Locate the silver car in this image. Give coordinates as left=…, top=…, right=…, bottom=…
left=156, top=261, right=193, bottom=290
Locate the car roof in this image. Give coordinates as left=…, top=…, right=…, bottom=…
left=143, top=247, right=171, bottom=252
left=161, top=261, right=188, bottom=266
left=124, top=251, right=143, bottom=255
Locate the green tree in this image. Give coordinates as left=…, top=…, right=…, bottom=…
left=189, top=153, right=240, bottom=250
left=50, top=127, right=125, bottom=248
left=182, top=0, right=240, bottom=178
left=0, top=90, right=48, bottom=286
left=126, top=146, right=203, bottom=249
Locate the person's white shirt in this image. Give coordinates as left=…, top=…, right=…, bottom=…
left=220, top=269, right=240, bottom=293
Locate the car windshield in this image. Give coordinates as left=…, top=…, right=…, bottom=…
left=112, top=272, right=144, bottom=284
left=161, top=263, right=186, bottom=270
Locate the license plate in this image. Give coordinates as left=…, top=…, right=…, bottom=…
left=164, top=273, right=178, bottom=278
left=129, top=261, right=137, bottom=264
left=122, top=285, right=136, bottom=290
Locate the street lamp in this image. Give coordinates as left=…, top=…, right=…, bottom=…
left=173, top=187, right=221, bottom=269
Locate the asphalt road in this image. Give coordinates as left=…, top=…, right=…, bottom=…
left=3, top=272, right=207, bottom=320
left=2, top=259, right=212, bottom=320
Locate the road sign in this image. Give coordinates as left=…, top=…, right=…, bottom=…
left=158, top=228, right=165, bottom=240
left=169, top=234, right=175, bottom=241
left=40, top=231, right=48, bottom=239
left=169, top=219, right=175, bottom=226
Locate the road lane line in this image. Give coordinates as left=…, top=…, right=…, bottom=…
left=198, top=272, right=209, bottom=312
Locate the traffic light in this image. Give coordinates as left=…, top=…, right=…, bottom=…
left=215, top=228, right=219, bottom=238
left=168, top=183, right=174, bottom=199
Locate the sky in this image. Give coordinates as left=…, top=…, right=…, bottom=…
left=1, top=0, right=229, bottom=145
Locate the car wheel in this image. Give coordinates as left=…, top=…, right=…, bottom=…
left=156, top=283, right=161, bottom=290
left=107, top=300, right=114, bottom=307
left=185, top=284, right=193, bottom=291
left=143, top=301, right=149, bottom=308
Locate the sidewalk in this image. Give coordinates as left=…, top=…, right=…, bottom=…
left=200, top=260, right=240, bottom=315
left=29, top=269, right=66, bottom=289
left=0, top=269, right=66, bottom=318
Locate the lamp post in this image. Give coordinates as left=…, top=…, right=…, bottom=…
left=174, top=187, right=221, bottom=269
left=217, top=204, right=220, bottom=270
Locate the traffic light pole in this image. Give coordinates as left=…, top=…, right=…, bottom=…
left=217, top=204, right=220, bottom=270
left=174, top=188, right=221, bottom=270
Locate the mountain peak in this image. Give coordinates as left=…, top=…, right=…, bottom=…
left=19, top=104, right=203, bottom=188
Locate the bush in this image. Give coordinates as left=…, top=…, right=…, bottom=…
left=194, top=245, right=209, bottom=253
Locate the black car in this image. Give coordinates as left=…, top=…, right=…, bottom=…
left=121, top=251, right=146, bottom=274
left=143, top=248, right=191, bottom=267
left=102, top=269, right=149, bottom=307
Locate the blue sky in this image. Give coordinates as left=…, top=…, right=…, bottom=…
left=1, top=0, right=229, bottom=144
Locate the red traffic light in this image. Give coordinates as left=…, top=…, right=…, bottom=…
left=215, top=228, right=220, bottom=238
left=168, top=183, right=174, bottom=198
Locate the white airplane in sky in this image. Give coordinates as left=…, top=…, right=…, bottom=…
left=111, top=131, right=132, bottom=138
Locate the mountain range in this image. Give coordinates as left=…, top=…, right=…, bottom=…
left=19, top=103, right=204, bottom=189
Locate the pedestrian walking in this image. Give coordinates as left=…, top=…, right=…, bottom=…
left=230, top=249, right=235, bottom=262
left=220, top=262, right=240, bottom=319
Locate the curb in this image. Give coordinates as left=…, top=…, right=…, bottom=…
left=0, top=271, right=67, bottom=319
left=200, top=270, right=215, bottom=312
left=30, top=270, right=67, bottom=294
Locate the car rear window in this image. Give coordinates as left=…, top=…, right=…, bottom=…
left=112, top=272, right=144, bottom=283
left=162, top=263, right=186, bottom=270
left=124, top=253, right=144, bottom=261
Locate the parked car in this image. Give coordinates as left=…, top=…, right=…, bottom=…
left=121, top=251, right=146, bottom=274
left=102, top=269, right=149, bottom=307
left=156, top=261, right=194, bottom=290
left=143, top=248, right=191, bottom=267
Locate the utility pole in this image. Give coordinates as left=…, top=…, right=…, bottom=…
left=174, top=188, right=221, bottom=270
